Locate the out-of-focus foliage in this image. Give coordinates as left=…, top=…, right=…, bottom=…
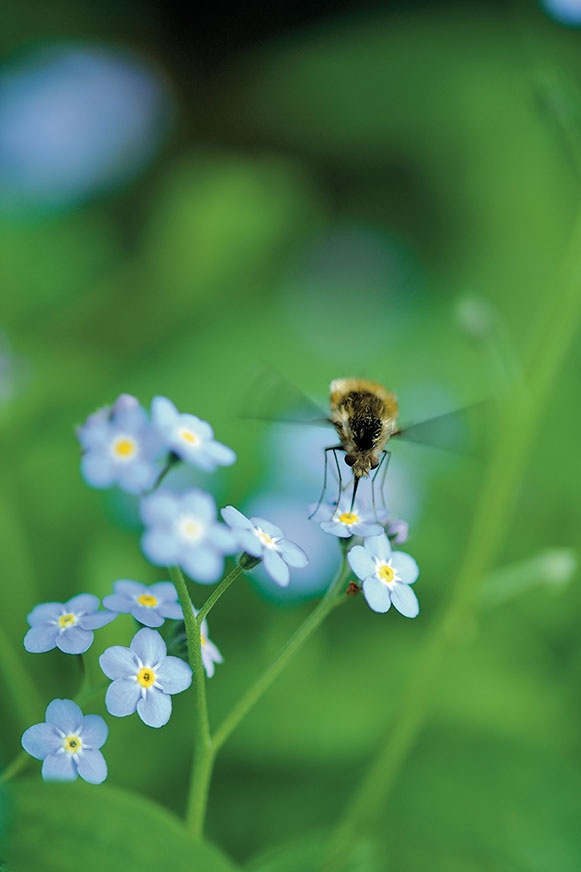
left=1, top=1, right=580, bottom=870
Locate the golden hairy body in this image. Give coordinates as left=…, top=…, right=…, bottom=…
left=329, top=378, right=399, bottom=479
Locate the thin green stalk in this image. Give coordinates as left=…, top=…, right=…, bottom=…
left=198, top=564, right=245, bottom=624
left=213, top=560, right=350, bottom=752
left=168, top=565, right=213, bottom=839
left=324, top=212, right=581, bottom=871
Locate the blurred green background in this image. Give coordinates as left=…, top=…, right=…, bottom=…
left=1, top=1, right=580, bottom=870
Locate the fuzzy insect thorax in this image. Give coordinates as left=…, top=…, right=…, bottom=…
left=329, top=378, right=398, bottom=478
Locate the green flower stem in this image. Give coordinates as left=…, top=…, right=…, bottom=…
left=323, top=210, right=581, bottom=872
left=0, top=750, right=30, bottom=783
left=168, top=565, right=213, bottom=839
left=198, top=563, right=245, bottom=625
left=213, top=559, right=351, bottom=752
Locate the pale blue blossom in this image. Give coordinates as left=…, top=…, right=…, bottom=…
left=21, top=699, right=108, bottom=783
left=24, top=594, right=116, bottom=655
left=103, top=579, right=182, bottom=628
left=151, top=396, right=236, bottom=472
left=140, top=489, right=237, bottom=584
left=77, top=394, right=164, bottom=494
left=348, top=533, right=419, bottom=616
left=99, top=627, right=192, bottom=728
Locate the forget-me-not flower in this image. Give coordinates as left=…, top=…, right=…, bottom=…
left=199, top=614, right=223, bottom=678
left=221, top=505, right=309, bottom=587
left=24, top=594, right=116, bottom=655
left=140, top=488, right=236, bottom=584
left=311, top=498, right=384, bottom=539
left=100, top=627, right=192, bottom=728
left=102, top=579, right=183, bottom=628
left=151, top=396, right=236, bottom=472
left=21, top=699, right=108, bottom=783
left=347, top=533, right=419, bottom=616
left=77, top=394, right=164, bottom=494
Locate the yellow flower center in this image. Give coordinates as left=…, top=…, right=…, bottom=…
left=111, top=435, right=138, bottom=461
left=178, top=427, right=200, bottom=446
left=138, top=594, right=158, bottom=608
left=201, top=633, right=207, bottom=647
left=178, top=515, right=204, bottom=542
left=378, top=563, right=395, bottom=584
left=256, top=528, right=277, bottom=548
left=137, top=667, right=156, bottom=688
left=58, top=613, right=77, bottom=629
left=63, top=734, right=82, bottom=754
left=338, top=511, right=358, bottom=525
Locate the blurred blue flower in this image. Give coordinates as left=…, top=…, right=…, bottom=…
left=99, top=627, right=192, bottom=728
left=21, top=698, right=108, bottom=783
left=221, top=505, right=309, bottom=587
left=199, top=614, right=223, bottom=679
left=541, top=0, right=581, bottom=26
left=102, top=579, right=182, bottom=628
left=0, top=44, right=172, bottom=212
left=77, top=394, right=164, bottom=494
left=311, top=498, right=384, bottom=539
left=151, top=396, right=236, bottom=472
left=24, top=593, right=116, bottom=654
left=141, top=489, right=236, bottom=584
left=348, top=533, right=419, bottom=616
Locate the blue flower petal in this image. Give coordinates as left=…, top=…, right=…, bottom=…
left=130, top=627, right=166, bottom=664
left=181, top=490, right=216, bottom=522
left=141, top=528, right=180, bottom=566
left=99, top=645, right=137, bottom=679
left=251, top=517, right=283, bottom=539
left=65, top=593, right=100, bottom=614
left=205, top=440, right=236, bottom=466
left=45, top=699, right=83, bottom=732
left=155, top=656, right=192, bottom=694
left=81, top=610, right=116, bottom=630
left=149, top=581, right=178, bottom=601
left=130, top=605, right=164, bottom=627
left=24, top=624, right=59, bottom=653
left=21, top=723, right=61, bottom=759
left=26, top=602, right=63, bottom=625
left=112, top=579, right=145, bottom=598
left=277, top=539, right=309, bottom=567
left=140, top=492, right=179, bottom=526
left=347, top=545, right=376, bottom=581
left=56, top=627, right=93, bottom=655
left=362, top=577, right=392, bottom=613
left=221, top=505, right=253, bottom=530
left=353, top=521, right=384, bottom=538
left=80, top=714, right=108, bottom=749
left=102, top=594, right=133, bottom=613
left=364, top=534, right=392, bottom=562
left=390, top=582, right=419, bottom=618
left=81, top=453, right=116, bottom=488
left=234, top=528, right=263, bottom=557
left=157, top=602, right=183, bottom=620
left=105, top=678, right=141, bottom=717
left=151, top=395, right=178, bottom=428
left=181, top=547, right=223, bottom=584
left=263, top=549, right=290, bottom=586
left=137, top=687, right=172, bottom=728
left=75, top=748, right=108, bottom=784
left=42, top=753, right=77, bottom=782
left=391, top=551, right=420, bottom=585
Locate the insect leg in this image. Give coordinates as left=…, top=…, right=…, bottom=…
left=371, top=450, right=391, bottom=518
left=308, top=445, right=343, bottom=520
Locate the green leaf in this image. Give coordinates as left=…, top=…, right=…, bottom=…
left=6, top=781, right=239, bottom=872
left=246, top=832, right=385, bottom=872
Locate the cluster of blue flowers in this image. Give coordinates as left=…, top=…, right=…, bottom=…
left=21, top=394, right=311, bottom=783
left=21, top=393, right=420, bottom=785
left=310, top=497, right=420, bottom=617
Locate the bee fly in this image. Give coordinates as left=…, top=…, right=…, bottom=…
left=311, top=377, right=401, bottom=517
